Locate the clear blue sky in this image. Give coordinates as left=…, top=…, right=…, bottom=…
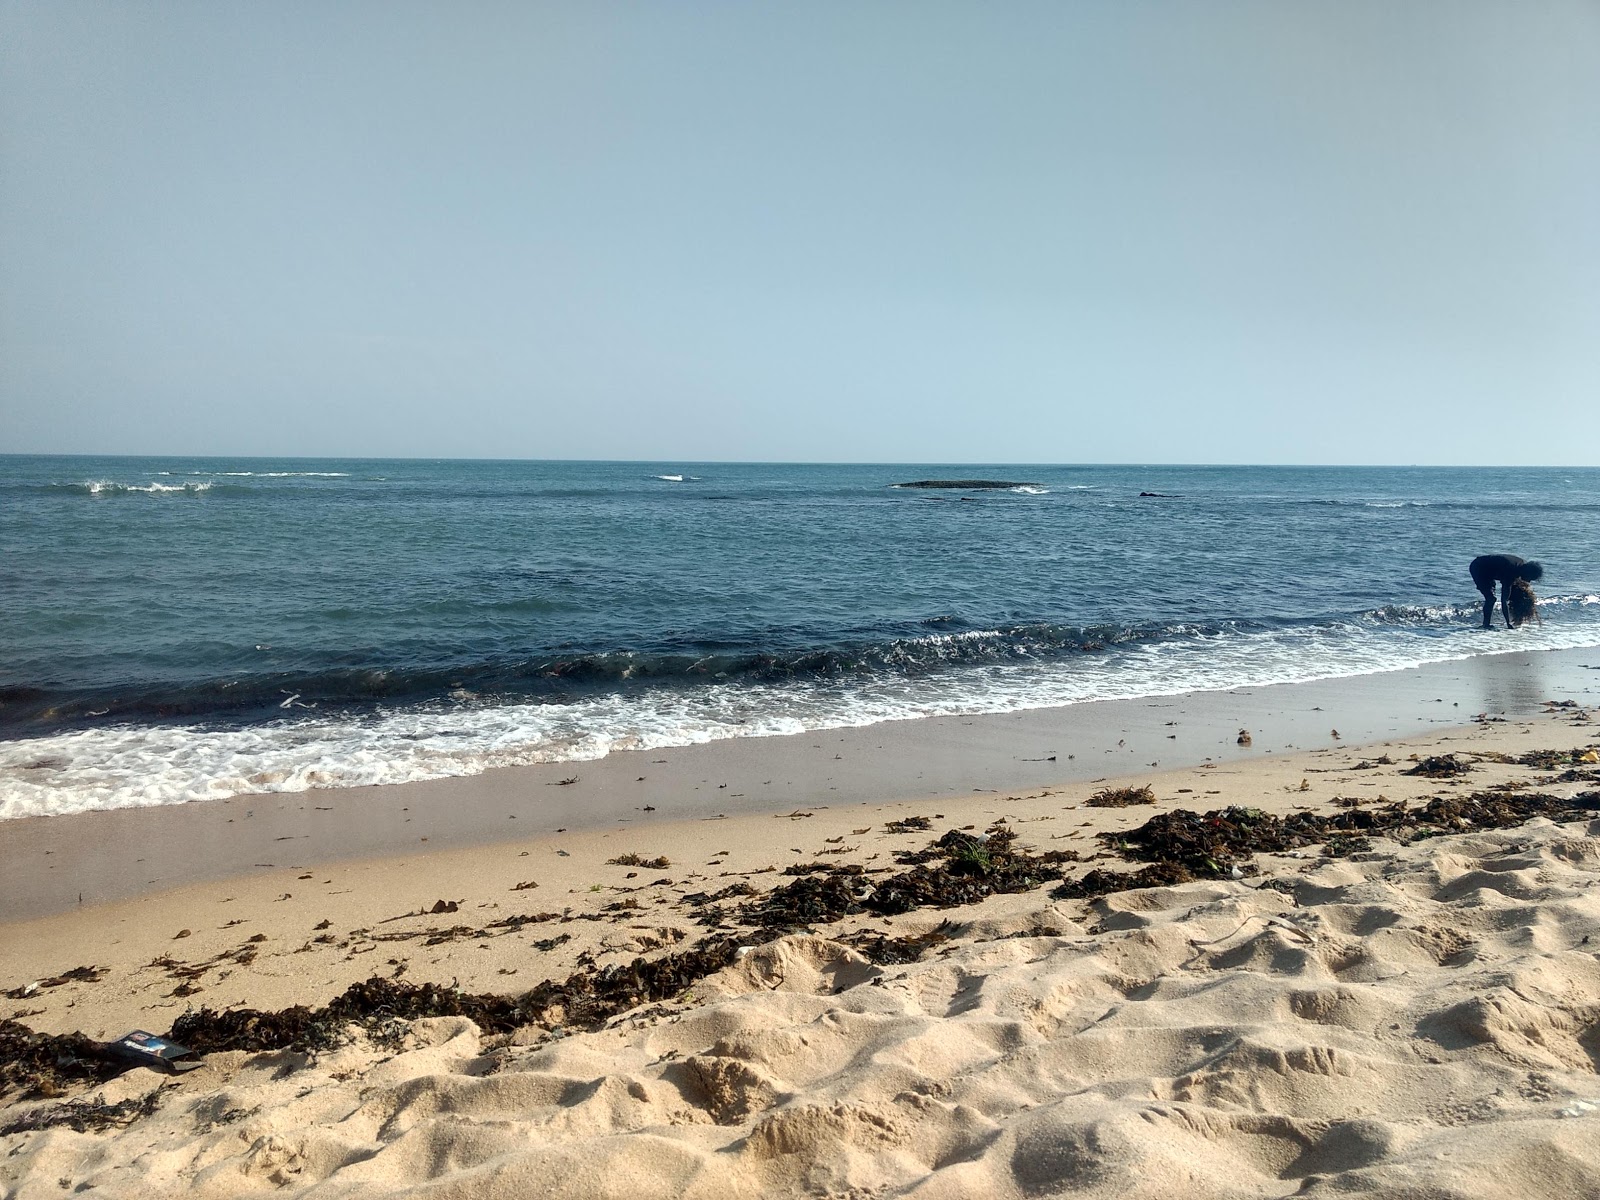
left=3, top=2, right=1597, bottom=463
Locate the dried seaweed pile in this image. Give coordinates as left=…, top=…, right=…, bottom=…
left=719, top=824, right=1085, bottom=938
left=1107, top=790, right=1600, bottom=878
left=7, top=785, right=1598, bottom=1104
left=1086, top=786, right=1157, bottom=808
left=169, top=937, right=745, bottom=1059
left=0, top=1087, right=166, bottom=1136
left=0, top=1021, right=125, bottom=1100
left=1404, top=755, right=1473, bottom=778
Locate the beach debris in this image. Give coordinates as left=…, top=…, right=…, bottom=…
left=1351, top=755, right=1394, bottom=769
left=1104, top=790, right=1600, bottom=879
left=429, top=899, right=460, bottom=914
left=1237, top=729, right=1252, bottom=746
left=11, top=784, right=1598, bottom=1104
left=3, top=966, right=103, bottom=1000
left=512, top=880, right=540, bottom=891
left=1404, top=754, right=1471, bottom=778
left=1086, top=785, right=1156, bottom=808
left=0, top=1086, right=169, bottom=1135
left=883, top=816, right=932, bottom=833
left=555, top=777, right=579, bottom=786
left=159, top=934, right=748, bottom=1059
left=607, top=853, right=670, bottom=869
left=173, top=929, right=192, bottom=939
left=0, top=1022, right=124, bottom=1098
left=842, top=920, right=957, bottom=965
left=1516, top=747, right=1600, bottom=770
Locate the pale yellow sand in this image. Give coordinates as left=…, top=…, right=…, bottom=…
left=3, top=706, right=1598, bottom=1197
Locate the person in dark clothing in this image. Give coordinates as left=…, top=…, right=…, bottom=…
left=1469, top=555, right=1544, bottom=629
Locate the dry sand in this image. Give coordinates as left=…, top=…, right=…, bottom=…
left=3, top=697, right=1600, bottom=1197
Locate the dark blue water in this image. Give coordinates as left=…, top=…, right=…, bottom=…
left=3, top=456, right=1597, bottom=816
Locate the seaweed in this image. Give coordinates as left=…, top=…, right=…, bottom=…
left=10, top=789, right=1596, bottom=1101
left=1086, top=785, right=1156, bottom=808
left=1404, top=755, right=1471, bottom=778
left=842, top=920, right=957, bottom=965
left=0, top=1086, right=167, bottom=1135
left=3, top=966, right=104, bottom=1001
left=0, top=1021, right=123, bottom=1100
left=883, top=816, right=932, bottom=833
left=607, top=853, right=671, bottom=869
left=1518, top=747, right=1600, bottom=770
left=166, top=937, right=743, bottom=1056
left=1105, top=791, right=1600, bottom=879
left=738, top=824, right=1080, bottom=932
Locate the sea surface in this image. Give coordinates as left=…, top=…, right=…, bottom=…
left=3, top=457, right=1597, bottom=819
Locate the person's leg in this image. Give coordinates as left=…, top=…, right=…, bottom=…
left=1470, top=560, right=1496, bottom=629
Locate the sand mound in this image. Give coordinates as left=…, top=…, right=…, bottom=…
left=6, top=819, right=1600, bottom=1198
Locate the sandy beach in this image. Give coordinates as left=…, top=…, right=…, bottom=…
left=3, top=659, right=1599, bottom=1197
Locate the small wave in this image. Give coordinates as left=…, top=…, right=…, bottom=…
left=653, top=474, right=700, bottom=482
left=1010, top=485, right=1050, bottom=495
left=6, top=608, right=1599, bottom=818
left=68, top=479, right=213, bottom=496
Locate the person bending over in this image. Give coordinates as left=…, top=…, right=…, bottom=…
left=1469, top=554, right=1543, bottom=630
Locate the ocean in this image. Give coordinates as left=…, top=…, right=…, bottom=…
left=2, top=457, right=1597, bottom=820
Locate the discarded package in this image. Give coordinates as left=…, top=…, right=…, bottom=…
left=104, top=1030, right=200, bottom=1073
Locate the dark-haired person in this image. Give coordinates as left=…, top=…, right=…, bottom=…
left=1469, top=555, right=1544, bottom=630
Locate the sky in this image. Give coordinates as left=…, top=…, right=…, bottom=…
left=2, top=1, right=1597, bottom=464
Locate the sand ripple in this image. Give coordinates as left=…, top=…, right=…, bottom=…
left=6, top=819, right=1600, bottom=1198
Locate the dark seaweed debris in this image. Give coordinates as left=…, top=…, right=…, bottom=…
left=0, top=1021, right=124, bottom=1100
left=166, top=937, right=745, bottom=1059
left=1086, top=785, right=1156, bottom=808
left=883, top=816, right=932, bottom=833
left=0, top=1086, right=167, bottom=1135
left=842, top=920, right=957, bottom=965
left=1518, top=747, right=1600, bottom=771
left=10, top=790, right=1598, bottom=1101
left=1105, top=791, right=1600, bottom=878
left=3, top=966, right=104, bottom=1000
left=1404, top=755, right=1472, bottom=779
left=607, top=853, right=671, bottom=869
left=735, top=824, right=1080, bottom=936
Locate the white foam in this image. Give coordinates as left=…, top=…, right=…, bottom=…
left=1010, top=485, right=1050, bottom=495
left=79, top=479, right=212, bottom=495
left=5, top=613, right=1598, bottom=821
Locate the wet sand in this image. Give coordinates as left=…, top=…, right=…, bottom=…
left=3, top=645, right=1597, bottom=922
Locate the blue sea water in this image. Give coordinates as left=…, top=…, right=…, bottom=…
left=2, top=456, right=1597, bottom=818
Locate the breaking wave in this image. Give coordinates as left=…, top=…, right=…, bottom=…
left=4, top=595, right=1598, bottom=818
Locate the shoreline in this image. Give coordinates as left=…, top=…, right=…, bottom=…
left=2, top=691, right=1598, bottom=1196
left=3, top=645, right=1597, bottom=923
left=0, top=653, right=1594, bottom=1039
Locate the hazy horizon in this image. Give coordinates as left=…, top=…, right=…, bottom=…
left=4, top=2, right=1597, bottom=466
